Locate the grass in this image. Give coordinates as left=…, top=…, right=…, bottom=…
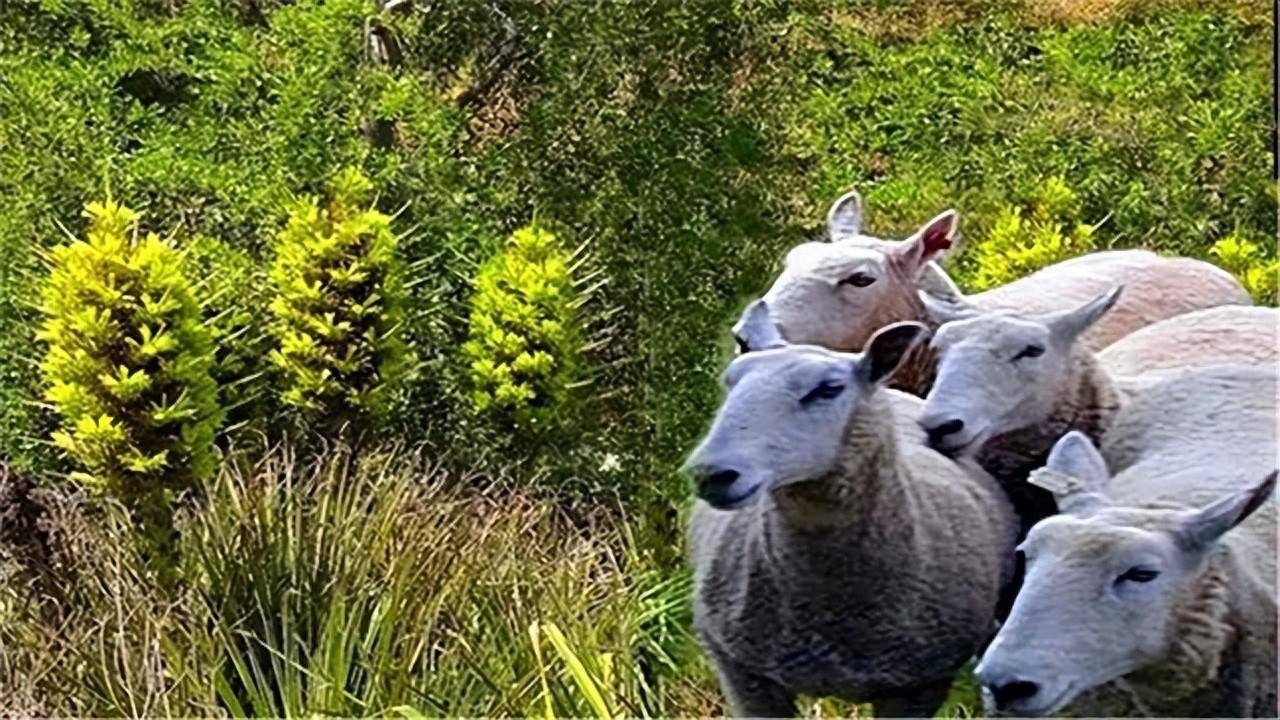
left=0, top=445, right=717, bottom=717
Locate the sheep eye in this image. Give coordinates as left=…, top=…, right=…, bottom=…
left=734, top=334, right=751, bottom=355
left=1012, top=344, right=1044, bottom=361
left=839, top=272, right=876, bottom=288
left=800, top=381, right=845, bottom=405
left=1115, top=567, right=1160, bottom=584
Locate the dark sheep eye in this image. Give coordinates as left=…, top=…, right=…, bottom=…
left=839, top=272, right=876, bottom=288
left=1115, top=567, right=1160, bottom=584
left=1012, top=345, right=1044, bottom=361
left=800, top=381, right=845, bottom=405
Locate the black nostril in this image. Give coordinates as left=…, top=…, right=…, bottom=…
left=927, top=418, right=964, bottom=442
left=699, top=469, right=740, bottom=491
left=988, top=679, right=1039, bottom=710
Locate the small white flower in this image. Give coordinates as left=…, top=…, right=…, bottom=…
left=599, top=453, right=622, bottom=473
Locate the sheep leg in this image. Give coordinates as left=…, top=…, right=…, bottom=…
left=711, top=656, right=796, bottom=718
left=871, top=677, right=953, bottom=718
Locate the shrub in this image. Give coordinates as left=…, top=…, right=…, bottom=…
left=36, top=200, right=221, bottom=552
left=1210, top=233, right=1277, bottom=305
left=190, top=237, right=275, bottom=440
left=959, top=177, right=1099, bottom=292
left=463, top=225, right=587, bottom=431
left=267, top=167, right=409, bottom=432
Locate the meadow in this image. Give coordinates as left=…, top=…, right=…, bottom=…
left=0, top=0, right=1274, bottom=716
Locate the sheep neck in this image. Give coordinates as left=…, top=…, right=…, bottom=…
left=978, top=351, right=1123, bottom=485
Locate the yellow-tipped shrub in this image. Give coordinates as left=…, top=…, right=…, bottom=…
left=267, top=168, right=408, bottom=429
left=1210, top=233, right=1277, bottom=305
left=37, top=200, right=222, bottom=548
left=963, top=177, right=1099, bottom=291
left=463, top=225, right=585, bottom=430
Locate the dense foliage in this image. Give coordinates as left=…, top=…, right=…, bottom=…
left=268, top=167, right=408, bottom=429
left=959, top=177, right=1099, bottom=291
left=464, top=225, right=585, bottom=431
left=37, top=200, right=221, bottom=548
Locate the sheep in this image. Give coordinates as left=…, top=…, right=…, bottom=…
left=748, top=189, right=1250, bottom=394
left=1098, top=304, right=1279, bottom=381
left=916, top=288, right=1278, bottom=534
left=685, top=300, right=1019, bottom=717
left=975, top=430, right=1277, bottom=717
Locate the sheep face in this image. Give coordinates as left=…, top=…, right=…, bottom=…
left=685, top=318, right=927, bottom=509
left=745, top=191, right=955, bottom=353
left=919, top=287, right=1122, bottom=455
left=975, top=433, right=1277, bottom=717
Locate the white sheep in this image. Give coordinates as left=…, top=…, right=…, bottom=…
left=686, top=301, right=1018, bottom=717
left=749, top=190, right=1250, bottom=393
left=1098, top=304, right=1279, bottom=381
left=916, top=289, right=1278, bottom=533
left=976, top=429, right=1276, bottom=717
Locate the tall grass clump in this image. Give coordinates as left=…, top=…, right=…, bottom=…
left=0, top=445, right=717, bottom=716
left=36, top=200, right=221, bottom=559
left=268, top=168, right=409, bottom=434
left=463, top=225, right=592, bottom=432
left=958, top=177, right=1100, bottom=292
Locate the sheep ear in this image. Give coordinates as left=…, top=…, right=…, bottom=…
left=1046, top=286, right=1124, bottom=345
left=732, top=299, right=787, bottom=353
left=827, top=189, right=864, bottom=240
left=918, top=289, right=978, bottom=325
left=1177, top=471, right=1277, bottom=552
left=857, top=322, right=929, bottom=385
left=894, top=210, right=957, bottom=271
left=1032, top=431, right=1111, bottom=516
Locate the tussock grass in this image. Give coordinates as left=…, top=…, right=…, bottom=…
left=0, top=445, right=715, bottom=717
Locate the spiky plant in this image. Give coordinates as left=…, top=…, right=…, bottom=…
left=462, top=225, right=588, bottom=431
left=37, top=200, right=222, bottom=558
left=267, top=168, right=408, bottom=434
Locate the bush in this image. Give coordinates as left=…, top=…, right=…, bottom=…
left=36, top=200, right=221, bottom=551
left=957, top=177, right=1099, bottom=292
left=463, top=225, right=587, bottom=432
left=267, top=167, right=409, bottom=432
left=1210, top=232, right=1277, bottom=305
left=190, top=237, right=275, bottom=440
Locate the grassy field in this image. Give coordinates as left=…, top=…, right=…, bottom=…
left=0, top=0, right=1273, bottom=716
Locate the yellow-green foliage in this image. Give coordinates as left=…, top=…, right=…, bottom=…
left=464, top=226, right=583, bottom=430
left=37, top=201, right=222, bottom=517
left=963, top=177, right=1099, bottom=292
left=1210, top=233, right=1277, bottom=305
left=267, top=168, right=407, bottom=425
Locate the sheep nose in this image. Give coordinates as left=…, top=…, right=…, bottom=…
left=984, top=678, right=1040, bottom=711
left=922, top=418, right=964, bottom=448
left=696, top=468, right=740, bottom=495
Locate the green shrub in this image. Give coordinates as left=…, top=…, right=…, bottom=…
left=463, top=225, right=586, bottom=431
left=958, top=177, right=1099, bottom=292
left=267, top=167, right=409, bottom=431
left=36, top=200, right=221, bottom=550
left=1210, top=232, right=1278, bottom=305
left=190, top=237, right=275, bottom=440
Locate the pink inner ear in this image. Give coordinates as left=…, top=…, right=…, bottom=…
left=921, top=218, right=955, bottom=257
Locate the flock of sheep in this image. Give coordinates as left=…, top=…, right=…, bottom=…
left=682, top=190, right=1278, bottom=718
